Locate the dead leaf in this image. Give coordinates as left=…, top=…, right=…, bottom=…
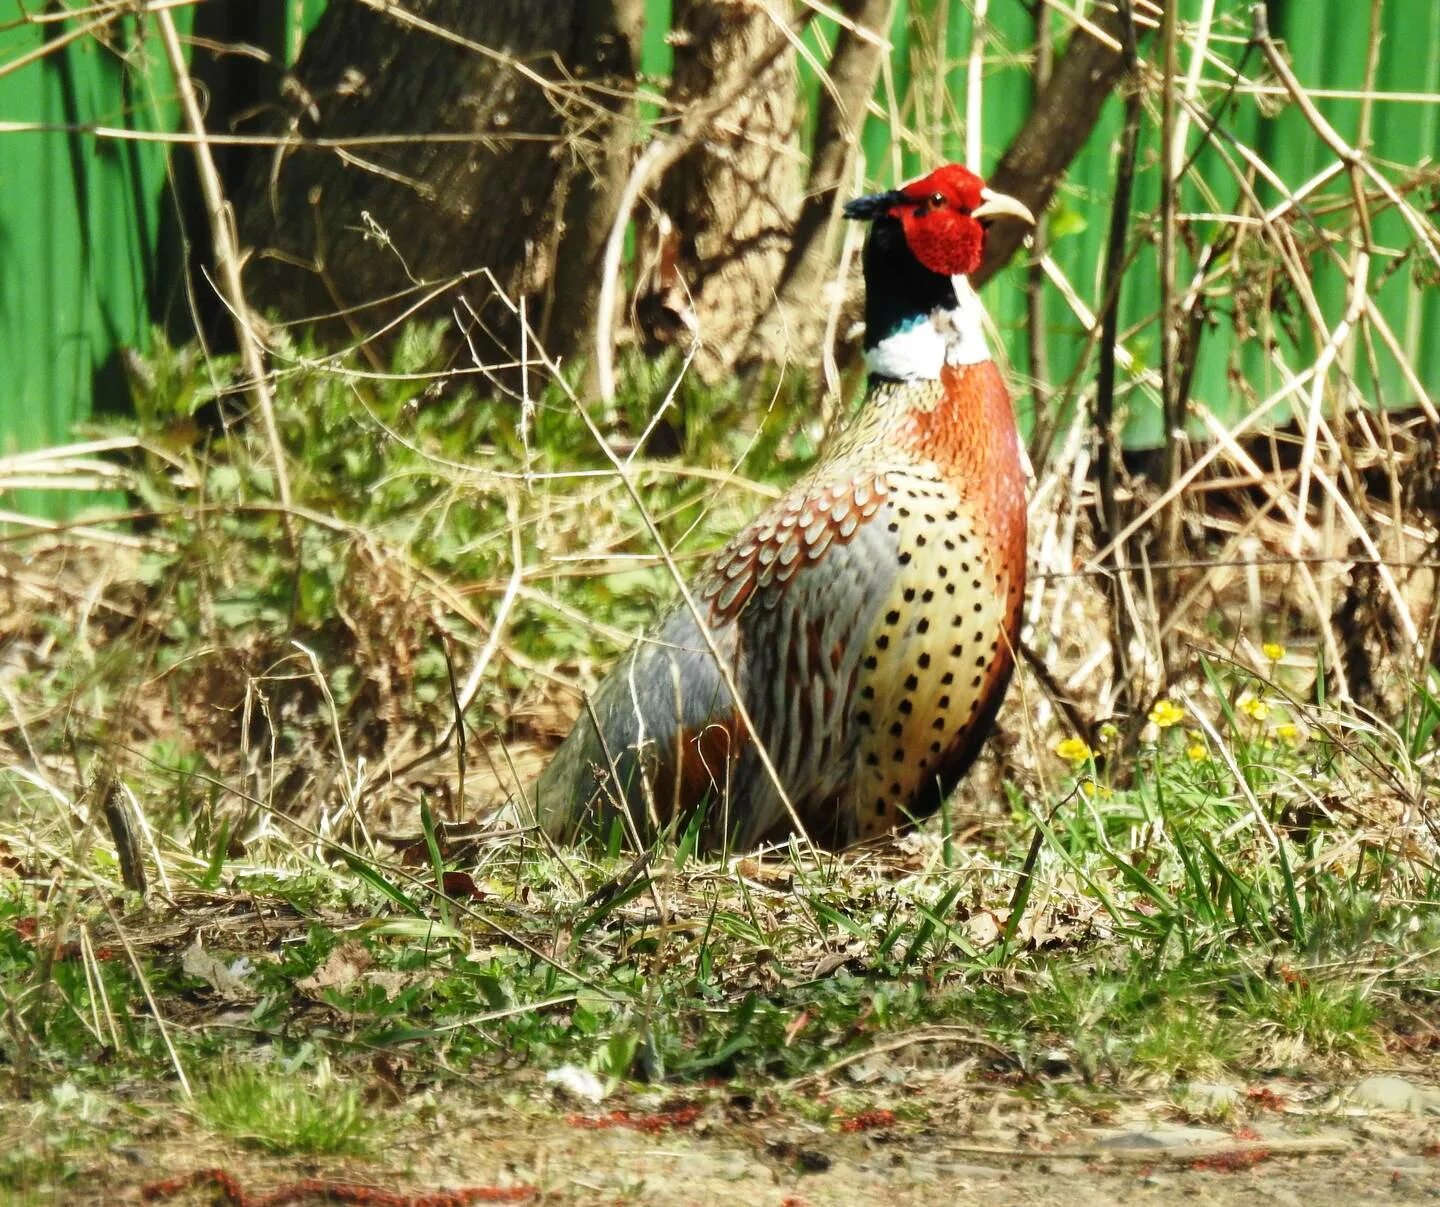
left=965, top=911, right=1004, bottom=948
left=296, top=940, right=372, bottom=994
left=442, top=870, right=484, bottom=900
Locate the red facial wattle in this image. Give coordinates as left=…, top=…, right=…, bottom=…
left=894, top=206, right=986, bottom=277
left=885, top=164, right=989, bottom=277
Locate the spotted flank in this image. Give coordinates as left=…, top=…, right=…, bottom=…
left=847, top=470, right=1011, bottom=838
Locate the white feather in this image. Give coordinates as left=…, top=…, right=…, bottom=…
left=942, top=276, right=992, bottom=367
left=864, top=275, right=991, bottom=380
left=864, top=317, right=945, bottom=380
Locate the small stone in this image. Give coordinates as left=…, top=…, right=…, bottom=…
left=843, top=1056, right=886, bottom=1084
left=794, top=1147, right=831, bottom=1173
left=1096, top=1125, right=1229, bottom=1150
left=1040, top=1049, right=1072, bottom=1076
left=1349, top=1076, right=1440, bottom=1115
left=544, top=1064, right=606, bottom=1103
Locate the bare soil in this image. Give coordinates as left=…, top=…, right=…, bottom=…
left=21, top=1065, right=1439, bottom=1206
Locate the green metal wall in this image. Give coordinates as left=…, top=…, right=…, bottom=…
left=0, top=6, right=184, bottom=515
left=0, top=2, right=323, bottom=517
left=1, top=0, right=1435, bottom=512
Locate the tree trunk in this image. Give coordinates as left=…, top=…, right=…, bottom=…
left=537, top=0, right=644, bottom=386
left=644, top=0, right=801, bottom=383
left=237, top=0, right=641, bottom=371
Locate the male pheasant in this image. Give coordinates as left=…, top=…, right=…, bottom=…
left=534, top=164, right=1034, bottom=850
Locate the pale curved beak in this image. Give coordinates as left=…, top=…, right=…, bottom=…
left=972, top=188, right=1035, bottom=225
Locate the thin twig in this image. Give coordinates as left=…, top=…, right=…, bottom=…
left=1093, top=0, right=1144, bottom=713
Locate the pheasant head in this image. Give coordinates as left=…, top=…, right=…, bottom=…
left=844, top=164, right=1034, bottom=380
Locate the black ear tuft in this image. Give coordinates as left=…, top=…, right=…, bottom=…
left=843, top=189, right=907, bottom=221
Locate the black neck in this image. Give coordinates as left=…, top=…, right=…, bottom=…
left=861, top=217, right=958, bottom=351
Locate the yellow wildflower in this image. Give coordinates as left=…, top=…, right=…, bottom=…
left=1148, top=699, right=1186, bottom=729
left=1186, top=741, right=1207, bottom=763
left=1054, top=737, right=1093, bottom=763
left=1079, top=779, right=1113, bottom=800
left=1262, top=642, right=1286, bottom=663
left=1276, top=722, right=1305, bottom=745
left=1098, top=722, right=1120, bottom=745
left=1239, top=695, right=1270, bottom=721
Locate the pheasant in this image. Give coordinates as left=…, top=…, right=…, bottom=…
left=533, top=164, right=1034, bottom=851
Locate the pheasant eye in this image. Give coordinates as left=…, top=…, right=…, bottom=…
left=929, top=192, right=946, bottom=207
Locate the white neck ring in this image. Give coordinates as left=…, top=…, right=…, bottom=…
left=864, top=275, right=991, bottom=381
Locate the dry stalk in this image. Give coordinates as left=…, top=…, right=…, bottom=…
left=1155, top=0, right=1182, bottom=674
left=964, top=0, right=990, bottom=171
left=0, top=1, right=127, bottom=82
left=1093, top=0, right=1144, bottom=714
left=1023, top=0, right=1054, bottom=420
left=151, top=9, right=297, bottom=559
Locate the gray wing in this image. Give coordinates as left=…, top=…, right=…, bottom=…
left=533, top=482, right=899, bottom=850
left=532, top=603, right=742, bottom=843
left=726, top=514, right=898, bottom=847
